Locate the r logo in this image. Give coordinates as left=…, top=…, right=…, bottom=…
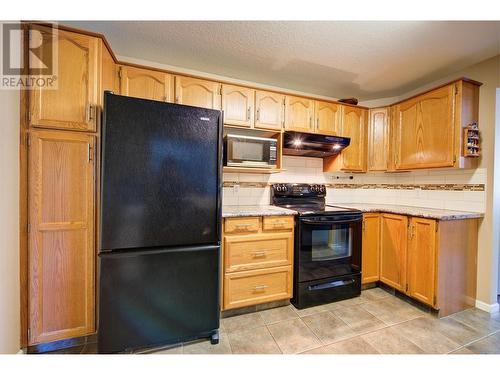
left=2, top=23, right=56, bottom=76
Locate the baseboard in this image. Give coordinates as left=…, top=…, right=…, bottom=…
left=475, top=299, right=500, bottom=313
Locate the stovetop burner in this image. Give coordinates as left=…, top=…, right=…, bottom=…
left=271, top=183, right=361, bottom=216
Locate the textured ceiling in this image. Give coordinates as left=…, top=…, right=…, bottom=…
left=64, top=21, right=500, bottom=100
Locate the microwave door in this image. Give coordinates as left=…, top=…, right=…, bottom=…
left=225, top=136, right=277, bottom=168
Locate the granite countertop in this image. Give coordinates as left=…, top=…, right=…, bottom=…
left=222, top=205, right=297, bottom=218
left=333, top=203, right=484, bottom=221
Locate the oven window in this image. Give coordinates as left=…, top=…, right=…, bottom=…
left=310, top=226, right=352, bottom=261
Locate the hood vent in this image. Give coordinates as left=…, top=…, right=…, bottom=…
left=283, top=131, right=351, bottom=158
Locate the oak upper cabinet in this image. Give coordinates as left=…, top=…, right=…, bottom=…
left=254, top=90, right=285, bottom=131
left=362, top=213, right=380, bottom=284
left=285, top=96, right=315, bottom=132
left=380, top=214, right=408, bottom=291
left=314, top=101, right=342, bottom=135
left=407, top=217, right=437, bottom=306
left=119, top=65, right=174, bottom=102
left=29, top=26, right=99, bottom=132
left=368, top=107, right=389, bottom=171
left=100, top=42, right=117, bottom=104
left=28, top=130, right=95, bottom=345
left=394, top=85, right=455, bottom=170
left=174, top=76, right=221, bottom=110
left=339, top=106, right=367, bottom=171
left=221, top=84, right=255, bottom=127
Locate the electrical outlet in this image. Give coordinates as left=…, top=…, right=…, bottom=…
left=233, top=184, right=240, bottom=194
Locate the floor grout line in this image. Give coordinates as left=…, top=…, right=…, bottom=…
left=263, top=324, right=284, bottom=354
left=446, top=327, right=500, bottom=354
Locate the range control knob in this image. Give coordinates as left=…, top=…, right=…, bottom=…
left=310, top=185, right=318, bottom=192
left=319, top=185, right=326, bottom=193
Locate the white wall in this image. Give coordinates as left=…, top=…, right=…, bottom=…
left=0, top=86, right=20, bottom=353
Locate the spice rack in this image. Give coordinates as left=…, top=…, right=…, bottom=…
left=463, top=122, right=480, bottom=157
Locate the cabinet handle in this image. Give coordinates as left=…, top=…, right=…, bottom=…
left=253, top=285, right=268, bottom=291
left=86, top=104, right=94, bottom=123
left=272, top=221, right=287, bottom=226
left=362, top=219, right=365, bottom=232
left=235, top=223, right=253, bottom=231
left=175, top=96, right=179, bottom=103
left=247, top=107, right=251, bottom=121
left=87, top=144, right=92, bottom=162
left=316, top=118, right=319, bottom=129
left=251, top=251, right=267, bottom=258
left=309, top=116, right=312, bottom=128
left=256, top=108, right=260, bottom=122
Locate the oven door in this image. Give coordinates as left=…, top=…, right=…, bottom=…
left=297, top=215, right=362, bottom=283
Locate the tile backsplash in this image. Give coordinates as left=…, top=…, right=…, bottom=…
left=222, top=156, right=487, bottom=213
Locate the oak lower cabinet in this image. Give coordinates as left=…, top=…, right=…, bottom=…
left=285, top=96, right=315, bottom=132
left=222, top=216, right=294, bottom=310
left=28, top=130, right=96, bottom=345
left=118, top=65, right=174, bottom=102
left=29, top=25, right=100, bottom=132
left=379, top=214, right=408, bottom=291
left=361, top=213, right=380, bottom=284
left=407, top=217, right=436, bottom=306
left=364, top=212, right=478, bottom=317
left=174, top=76, right=221, bottom=110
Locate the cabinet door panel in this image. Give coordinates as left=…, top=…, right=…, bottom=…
left=28, top=130, right=95, bottom=344
left=368, top=108, right=389, bottom=171
left=175, top=76, right=221, bottom=110
left=340, top=106, right=367, bottom=171
left=315, top=101, right=341, bottom=135
left=285, top=96, right=314, bottom=132
left=408, top=218, right=436, bottom=306
left=222, top=84, right=254, bottom=127
left=119, top=66, right=173, bottom=102
left=30, top=26, right=99, bottom=131
left=395, top=85, right=455, bottom=169
left=380, top=214, right=407, bottom=291
left=255, top=90, right=284, bottom=130
left=362, top=213, right=380, bottom=284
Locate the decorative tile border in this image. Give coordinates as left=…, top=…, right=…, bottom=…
left=223, top=182, right=268, bottom=188
left=222, top=181, right=485, bottom=192
left=327, top=183, right=485, bottom=191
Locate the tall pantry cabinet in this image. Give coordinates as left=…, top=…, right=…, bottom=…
left=24, top=24, right=115, bottom=346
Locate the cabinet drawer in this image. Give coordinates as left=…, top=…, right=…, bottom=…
left=224, top=233, right=292, bottom=273
left=262, top=216, right=294, bottom=231
left=223, top=266, right=292, bottom=310
left=224, top=217, right=260, bottom=234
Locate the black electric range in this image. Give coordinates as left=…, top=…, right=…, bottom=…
left=272, top=183, right=362, bottom=309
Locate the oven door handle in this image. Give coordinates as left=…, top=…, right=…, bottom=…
left=300, top=218, right=362, bottom=225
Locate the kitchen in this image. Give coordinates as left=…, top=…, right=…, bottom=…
left=1, top=7, right=500, bottom=372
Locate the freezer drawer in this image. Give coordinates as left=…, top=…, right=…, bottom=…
left=98, top=245, right=220, bottom=353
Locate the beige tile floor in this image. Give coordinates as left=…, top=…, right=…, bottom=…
left=150, top=288, right=500, bottom=355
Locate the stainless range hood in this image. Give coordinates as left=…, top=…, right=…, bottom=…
left=283, top=131, right=351, bottom=158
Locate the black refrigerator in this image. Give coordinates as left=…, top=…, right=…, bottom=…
left=98, top=92, right=222, bottom=353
